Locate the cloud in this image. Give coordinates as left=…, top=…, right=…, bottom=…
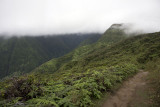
left=0, top=0, right=160, bottom=36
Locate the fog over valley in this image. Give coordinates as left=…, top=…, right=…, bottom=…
left=1, top=0, right=160, bottom=106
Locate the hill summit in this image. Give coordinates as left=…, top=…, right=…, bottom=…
left=0, top=24, right=160, bottom=106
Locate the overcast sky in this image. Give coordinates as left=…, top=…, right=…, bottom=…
left=0, top=0, right=160, bottom=35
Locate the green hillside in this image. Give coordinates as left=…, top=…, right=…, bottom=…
left=32, top=24, right=129, bottom=74
left=0, top=25, right=160, bottom=106
left=0, top=33, right=101, bottom=78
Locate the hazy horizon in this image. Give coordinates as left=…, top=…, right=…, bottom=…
left=0, top=0, right=160, bottom=36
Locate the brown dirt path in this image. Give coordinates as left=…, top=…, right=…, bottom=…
left=102, top=71, right=149, bottom=107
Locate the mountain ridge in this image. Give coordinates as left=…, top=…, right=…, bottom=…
left=0, top=33, right=101, bottom=78
left=0, top=24, right=160, bottom=106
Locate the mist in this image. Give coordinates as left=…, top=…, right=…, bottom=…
left=0, top=0, right=160, bottom=36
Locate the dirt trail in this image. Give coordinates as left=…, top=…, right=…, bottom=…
left=102, top=71, right=149, bottom=107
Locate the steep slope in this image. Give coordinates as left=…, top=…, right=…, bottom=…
left=98, top=24, right=127, bottom=44
left=33, top=24, right=129, bottom=74
left=79, top=34, right=101, bottom=46
left=1, top=26, right=160, bottom=106
left=0, top=33, right=101, bottom=78
left=38, top=31, right=160, bottom=76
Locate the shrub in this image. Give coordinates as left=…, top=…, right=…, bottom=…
left=3, top=76, right=43, bottom=101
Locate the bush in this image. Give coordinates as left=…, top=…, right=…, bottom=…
left=0, top=63, right=138, bottom=106
left=2, top=75, right=43, bottom=101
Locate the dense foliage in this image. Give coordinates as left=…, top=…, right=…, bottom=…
left=0, top=33, right=101, bottom=78
left=0, top=64, right=138, bottom=106
left=145, top=59, right=160, bottom=106
left=0, top=24, right=160, bottom=106
left=33, top=24, right=129, bottom=74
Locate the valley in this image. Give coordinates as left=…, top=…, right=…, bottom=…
left=0, top=33, right=101, bottom=78
left=0, top=24, right=160, bottom=106
left=0, top=0, right=160, bottom=106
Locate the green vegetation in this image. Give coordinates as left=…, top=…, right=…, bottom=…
left=33, top=24, right=128, bottom=74
left=0, top=24, right=160, bottom=106
left=0, top=64, right=138, bottom=106
left=145, top=59, right=160, bottom=106
left=0, top=33, right=101, bottom=78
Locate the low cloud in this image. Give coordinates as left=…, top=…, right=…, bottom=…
left=0, top=0, right=160, bottom=36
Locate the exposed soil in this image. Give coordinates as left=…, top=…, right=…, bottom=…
left=102, top=71, right=149, bottom=107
